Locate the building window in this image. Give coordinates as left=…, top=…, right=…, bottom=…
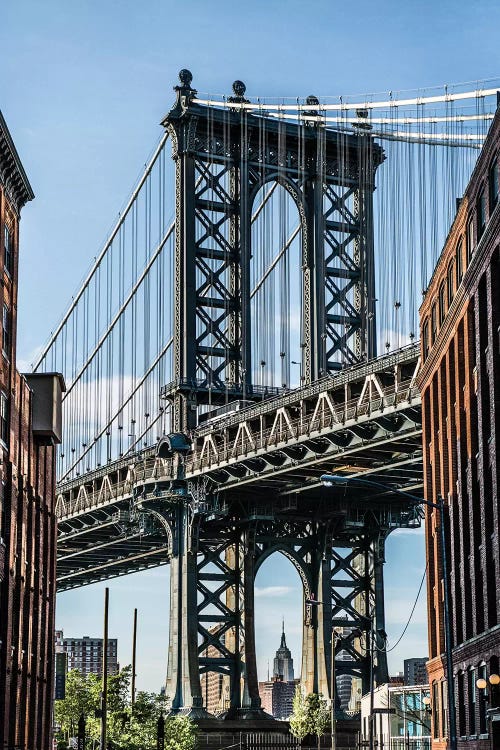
left=447, top=261, right=454, bottom=307
left=422, top=319, right=430, bottom=360
left=477, top=190, right=487, bottom=239
left=467, top=221, right=475, bottom=262
left=478, top=664, right=487, bottom=734
left=431, top=303, right=437, bottom=344
left=441, top=680, right=448, bottom=738
left=0, top=392, right=8, bottom=446
left=432, top=681, right=440, bottom=738
left=489, top=157, right=499, bottom=209
left=2, top=304, right=10, bottom=356
left=3, top=225, right=12, bottom=276
left=439, top=282, right=446, bottom=325
left=456, top=240, right=463, bottom=286
left=458, top=672, right=466, bottom=736
left=469, top=668, right=476, bottom=735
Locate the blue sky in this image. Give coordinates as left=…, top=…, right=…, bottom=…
left=2, top=0, right=499, bottom=693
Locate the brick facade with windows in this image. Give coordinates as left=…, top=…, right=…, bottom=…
left=419, top=106, right=500, bottom=749
left=0, top=111, right=64, bottom=749
left=61, top=634, right=119, bottom=678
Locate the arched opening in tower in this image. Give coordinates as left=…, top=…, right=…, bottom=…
left=250, top=182, right=303, bottom=391
left=254, top=551, right=303, bottom=719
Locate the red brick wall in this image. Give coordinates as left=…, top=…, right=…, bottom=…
left=419, top=110, right=500, bottom=749
left=0, top=182, right=58, bottom=746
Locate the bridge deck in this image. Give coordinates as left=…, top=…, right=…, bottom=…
left=56, top=344, right=423, bottom=591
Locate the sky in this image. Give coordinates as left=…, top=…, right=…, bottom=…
left=1, top=0, right=499, bottom=694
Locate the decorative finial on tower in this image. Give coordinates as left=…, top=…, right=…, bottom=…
left=178, top=69, right=193, bottom=89
left=228, top=80, right=250, bottom=105
left=166, top=68, right=197, bottom=120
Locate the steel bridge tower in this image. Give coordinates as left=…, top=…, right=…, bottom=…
left=136, top=71, right=400, bottom=720
left=164, top=70, right=383, bottom=433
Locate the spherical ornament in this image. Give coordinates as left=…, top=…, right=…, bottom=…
left=306, top=95, right=319, bottom=106
left=179, top=69, right=193, bottom=87
left=232, top=80, right=246, bottom=98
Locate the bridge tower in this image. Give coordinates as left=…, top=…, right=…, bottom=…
left=163, top=69, right=383, bottom=433
left=149, top=71, right=389, bottom=720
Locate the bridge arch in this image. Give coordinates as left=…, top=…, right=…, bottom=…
left=254, top=543, right=312, bottom=600
left=254, top=548, right=305, bottom=695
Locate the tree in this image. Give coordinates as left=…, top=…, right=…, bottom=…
left=290, top=689, right=330, bottom=749
left=54, top=667, right=194, bottom=750
left=54, top=670, right=101, bottom=742
left=306, top=693, right=330, bottom=750
left=164, top=716, right=198, bottom=750
left=289, top=686, right=310, bottom=741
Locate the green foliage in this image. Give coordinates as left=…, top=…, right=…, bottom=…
left=289, top=688, right=330, bottom=747
left=54, top=670, right=101, bottom=739
left=53, top=666, right=191, bottom=750
left=289, top=686, right=310, bottom=740
left=306, top=693, right=330, bottom=744
left=164, top=716, right=198, bottom=750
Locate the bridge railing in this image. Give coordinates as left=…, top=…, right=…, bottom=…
left=194, top=343, right=420, bottom=437
left=187, top=379, right=420, bottom=472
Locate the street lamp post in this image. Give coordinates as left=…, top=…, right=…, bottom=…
left=320, top=474, right=457, bottom=750
left=331, top=628, right=340, bottom=750
left=476, top=672, right=500, bottom=748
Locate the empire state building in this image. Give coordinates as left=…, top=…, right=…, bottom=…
left=273, top=621, right=295, bottom=682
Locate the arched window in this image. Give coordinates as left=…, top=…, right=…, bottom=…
left=489, top=156, right=499, bottom=210
left=447, top=260, right=454, bottom=307
left=468, top=667, right=476, bottom=735
left=467, top=221, right=475, bottom=263
left=431, top=303, right=437, bottom=344
left=477, top=189, right=487, bottom=239
left=456, top=240, right=463, bottom=286
left=457, top=671, right=466, bottom=736
left=439, top=282, right=446, bottom=325
left=422, top=318, right=430, bottom=360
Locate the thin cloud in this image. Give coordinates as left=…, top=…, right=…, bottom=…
left=255, top=585, right=295, bottom=598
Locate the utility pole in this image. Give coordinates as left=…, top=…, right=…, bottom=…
left=131, top=608, right=137, bottom=713
left=100, top=587, right=109, bottom=750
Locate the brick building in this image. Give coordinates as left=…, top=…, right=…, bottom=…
left=0, top=111, right=64, bottom=748
left=60, top=633, right=119, bottom=678
left=419, top=105, right=500, bottom=748
left=200, top=625, right=229, bottom=715
left=258, top=677, right=297, bottom=720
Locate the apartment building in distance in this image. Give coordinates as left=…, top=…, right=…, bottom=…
left=0, top=110, right=64, bottom=750
left=60, top=633, right=119, bottom=677
left=419, top=103, right=500, bottom=749
left=404, top=657, right=428, bottom=686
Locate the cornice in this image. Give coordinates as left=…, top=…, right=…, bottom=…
left=0, top=110, right=34, bottom=216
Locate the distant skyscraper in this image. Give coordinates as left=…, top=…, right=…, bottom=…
left=273, top=621, right=295, bottom=682
left=259, top=622, right=298, bottom=719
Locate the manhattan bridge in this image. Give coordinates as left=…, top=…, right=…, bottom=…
left=35, top=71, right=499, bottom=719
